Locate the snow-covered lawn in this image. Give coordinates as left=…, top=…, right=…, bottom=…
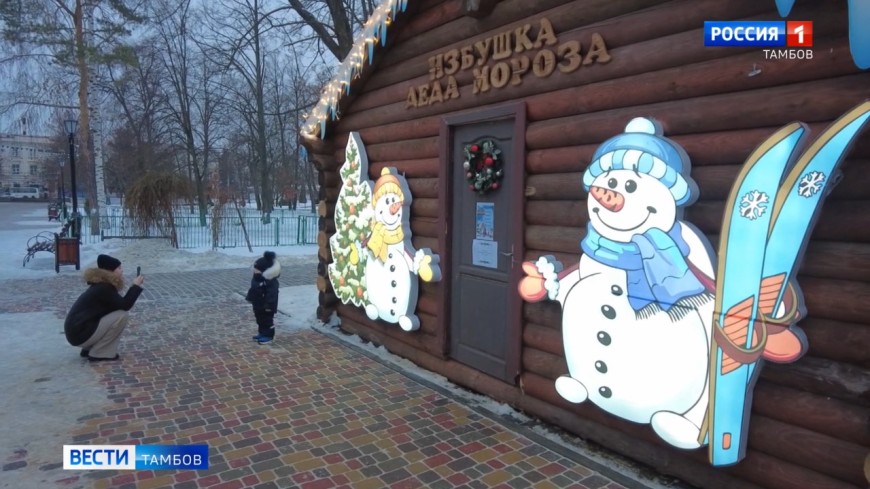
left=75, top=204, right=319, bottom=249
left=1, top=204, right=319, bottom=280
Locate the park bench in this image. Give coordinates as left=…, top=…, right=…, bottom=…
left=22, top=219, right=75, bottom=268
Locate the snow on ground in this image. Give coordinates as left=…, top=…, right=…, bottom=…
left=275, top=284, right=321, bottom=333
left=0, top=204, right=318, bottom=280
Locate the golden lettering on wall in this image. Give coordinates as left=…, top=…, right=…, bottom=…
left=406, top=18, right=612, bottom=109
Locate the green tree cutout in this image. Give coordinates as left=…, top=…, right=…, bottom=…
left=328, top=133, right=374, bottom=306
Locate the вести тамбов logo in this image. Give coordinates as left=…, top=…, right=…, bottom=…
left=63, top=445, right=208, bottom=471
left=703, top=20, right=813, bottom=60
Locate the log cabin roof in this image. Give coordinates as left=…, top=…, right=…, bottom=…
left=300, top=0, right=869, bottom=143
left=301, top=0, right=411, bottom=142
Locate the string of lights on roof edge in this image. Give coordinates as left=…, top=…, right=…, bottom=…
left=301, top=0, right=409, bottom=141
left=301, top=0, right=868, bottom=142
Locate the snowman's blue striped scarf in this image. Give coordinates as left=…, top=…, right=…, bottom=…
left=581, top=222, right=705, bottom=311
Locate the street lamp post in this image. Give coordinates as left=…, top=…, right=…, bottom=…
left=58, top=159, right=67, bottom=220
left=64, top=119, right=79, bottom=238
left=55, top=118, right=82, bottom=272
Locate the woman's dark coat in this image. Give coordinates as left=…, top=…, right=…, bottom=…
left=64, top=268, right=143, bottom=346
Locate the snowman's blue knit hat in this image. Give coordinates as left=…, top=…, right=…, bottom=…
left=583, top=118, right=697, bottom=206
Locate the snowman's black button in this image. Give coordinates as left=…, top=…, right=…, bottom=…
left=389, top=253, right=393, bottom=259
left=599, top=386, right=612, bottom=398
left=390, top=265, right=396, bottom=272
left=390, top=309, right=395, bottom=316
left=601, top=305, right=616, bottom=319
left=611, top=285, right=623, bottom=296
left=392, top=297, right=397, bottom=303
left=391, top=280, right=397, bottom=287
left=597, top=332, right=611, bottom=346
left=595, top=361, right=607, bottom=373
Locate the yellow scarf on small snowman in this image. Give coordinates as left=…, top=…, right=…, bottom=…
left=367, top=222, right=404, bottom=262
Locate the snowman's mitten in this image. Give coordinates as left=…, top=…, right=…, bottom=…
left=519, top=262, right=547, bottom=302
left=414, top=250, right=441, bottom=282
left=519, top=256, right=560, bottom=301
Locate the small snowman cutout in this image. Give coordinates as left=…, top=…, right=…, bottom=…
left=359, top=167, right=441, bottom=331
left=519, top=118, right=717, bottom=449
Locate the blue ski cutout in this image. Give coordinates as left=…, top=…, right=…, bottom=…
left=708, top=123, right=806, bottom=466
left=709, top=101, right=870, bottom=466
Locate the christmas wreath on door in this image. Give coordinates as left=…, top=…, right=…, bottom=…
left=464, top=139, right=503, bottom=195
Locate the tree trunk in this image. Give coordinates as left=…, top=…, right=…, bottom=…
left=74, top=0, right=93, bottom=224
left=90, top=105, right=107, bottom=232
left=85, top=4, right=104, bottom=235
left=253, top=0, right=272, bottom=222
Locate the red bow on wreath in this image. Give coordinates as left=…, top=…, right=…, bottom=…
left=463, top=139, right=503, bottom=195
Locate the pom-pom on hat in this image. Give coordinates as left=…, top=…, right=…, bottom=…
left=372, top=168, right=402, bottom=203
left=97, top=254, right=122, bottom=272
left=582, top=117, right=698, bottom=206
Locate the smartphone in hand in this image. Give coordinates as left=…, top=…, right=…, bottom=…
left=136, top=266, right=141, bottom=277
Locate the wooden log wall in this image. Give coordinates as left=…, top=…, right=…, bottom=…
left=303, top=0, right=870, bottom=488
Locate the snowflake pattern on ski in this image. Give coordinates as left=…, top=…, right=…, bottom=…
left=739, top=190, right=769, bottom=220
left=797, top=171, right=826, bottom=198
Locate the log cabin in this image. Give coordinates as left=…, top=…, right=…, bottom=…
left=299, top=1, right=870, bottom=488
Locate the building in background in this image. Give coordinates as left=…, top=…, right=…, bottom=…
left=0, top=133, right=63, bottom=198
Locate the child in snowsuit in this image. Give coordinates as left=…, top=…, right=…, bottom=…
left=246, top=251, right=281, bottom=344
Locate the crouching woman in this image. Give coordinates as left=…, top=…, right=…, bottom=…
left=64, top=254, right=144, bottom=362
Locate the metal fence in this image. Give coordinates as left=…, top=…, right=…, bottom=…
left=77, top=210, right=319, bottom=249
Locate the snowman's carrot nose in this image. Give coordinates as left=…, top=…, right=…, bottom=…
left=590, top=186, right=625, bottom=212
left=390, top=201, right=403, bottom=215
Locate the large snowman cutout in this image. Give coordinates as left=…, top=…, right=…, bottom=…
left=519, top=117, right=806, bottom=451
left=519, top=104, right=870, bottom=464
left=328, top=132, right=441, bottom=332
left=522, top=118, right=717, bottom=449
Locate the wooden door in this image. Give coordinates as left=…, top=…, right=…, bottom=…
left=446, top=108, right=524, bottom=383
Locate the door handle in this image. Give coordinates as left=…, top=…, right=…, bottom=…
left=503, top=245, right=516, bottom=269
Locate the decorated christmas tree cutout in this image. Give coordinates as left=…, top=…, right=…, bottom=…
left=518, top=101, right=870, bottom=466
left=328, top=132, right=442, bottom=332
left=328, top=133, right=374, bottom=307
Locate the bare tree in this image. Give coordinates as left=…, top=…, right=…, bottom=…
left=285, top=0, right=378, bottom=61
left=150, top=0, right=226, bottom=225
left=202, top=0, right=294, bottom=221
left=98, top=42, right=174, bottom=194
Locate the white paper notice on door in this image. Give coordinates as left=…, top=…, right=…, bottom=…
left=472, top=239, right=498, bottom=268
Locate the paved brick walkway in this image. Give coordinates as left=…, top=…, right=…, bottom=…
left=136, top=265, right=316, bottom=301
left=0, top=267, right=645, bottom=489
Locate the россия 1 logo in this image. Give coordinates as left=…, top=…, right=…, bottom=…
left=704, top=20, right=813, bottom=60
